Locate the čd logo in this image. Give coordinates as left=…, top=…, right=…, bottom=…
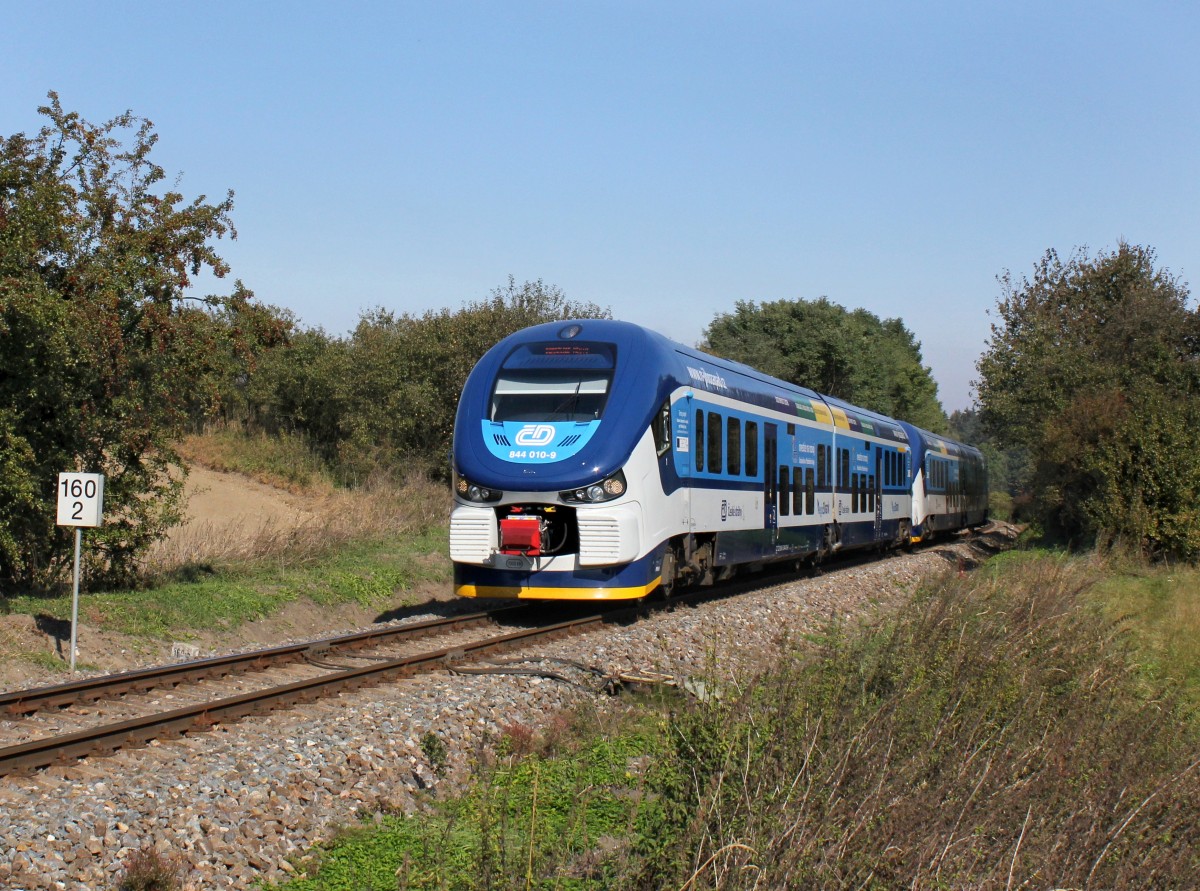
left=515, top=424, right=556, bottom=447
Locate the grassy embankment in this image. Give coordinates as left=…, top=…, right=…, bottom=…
left=273, top=549, right=1200, bottom=890
left=0, top=430, right=451, bottom=664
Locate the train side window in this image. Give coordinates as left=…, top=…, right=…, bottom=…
left=779, top=466, right=790, bottom=516
left=805, top=468, right=815, bottom=515
left=653, top=400, right=672, bottom=457
left=816, top=444, right=826, bottom=488
left=727, top=417, right=741, bottom=475
left=840, top=450, right=850, bottom=490
left=745, top=422, right=758, bottom=477
left=707, top=412, right=723, bottom=474
left=695, top=411, right=705, bottom=472
left=869, top=474, right=876, bottom=511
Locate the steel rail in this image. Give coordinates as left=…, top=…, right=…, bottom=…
left=0, top=606, right=630, bottom=776
left=0, top=605, right=528, bottom=717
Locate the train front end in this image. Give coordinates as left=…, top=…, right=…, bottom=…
left=450, top=321, right=669, bottom=600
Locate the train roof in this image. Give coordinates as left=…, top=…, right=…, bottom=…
left=453, top=319, right=982, bottom=486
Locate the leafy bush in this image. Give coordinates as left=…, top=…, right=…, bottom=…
left=241, top=277, right=611, bottom=483
left=977, top=243, right=1200, bottom=559
left=1, top=94, right=275, bottom=589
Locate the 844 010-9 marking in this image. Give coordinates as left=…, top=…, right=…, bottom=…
left=508, top=449, right=558, bottom=461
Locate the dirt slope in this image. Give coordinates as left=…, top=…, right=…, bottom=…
left=177, top=465, right=315, bottom=533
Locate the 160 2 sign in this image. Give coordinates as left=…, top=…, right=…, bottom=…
left=56, top=473, right=105, bottom=527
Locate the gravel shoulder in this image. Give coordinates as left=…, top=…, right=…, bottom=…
left=0, top=524, right=1017, bottom=890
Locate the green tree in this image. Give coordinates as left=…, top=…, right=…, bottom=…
left=702, top=297, right=947, bottom=431
left=0, top=93, right=257, bottom=588
left=241, top=277, right=610, bottom=481
left=975, top=244, right=1200, bottom=556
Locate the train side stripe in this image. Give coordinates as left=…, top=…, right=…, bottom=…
left=455, top=579, right=660, bottom=600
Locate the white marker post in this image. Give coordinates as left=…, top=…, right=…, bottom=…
left=56, top=473, right=105, bottom=672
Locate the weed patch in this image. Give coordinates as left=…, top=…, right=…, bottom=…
left=115, top=845, right=186, bottom=891
left=278, top=708, right=672, bottom=890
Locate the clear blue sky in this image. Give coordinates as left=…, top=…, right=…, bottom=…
left=5, top=1, right=1198, bottom=411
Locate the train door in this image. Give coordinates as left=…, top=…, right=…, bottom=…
left=874, top=448, right=884, bottom=541
left=681, top=393, right=695, bottom=534
left=764, top=423, right=778, bottom=545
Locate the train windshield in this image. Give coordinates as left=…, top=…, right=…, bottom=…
left=490, top=371, right=611, bottom=422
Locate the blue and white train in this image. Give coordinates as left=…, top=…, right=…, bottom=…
left=450, top=320, right=988, bottom=600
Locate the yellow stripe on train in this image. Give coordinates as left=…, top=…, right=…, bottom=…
left=455, top=578, right=661, bottom=600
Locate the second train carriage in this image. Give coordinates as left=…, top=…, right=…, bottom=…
left=450, top=320, right=987, bottom=600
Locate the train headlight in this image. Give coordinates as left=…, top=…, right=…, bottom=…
left=561, top=470, right=627, bottom=504
left=455, top=474, right=502, bottom=503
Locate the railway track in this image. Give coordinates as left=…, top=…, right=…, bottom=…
left=0, top=528, right=1000, bottom=779
left=0, top=599, right=652, bottom=777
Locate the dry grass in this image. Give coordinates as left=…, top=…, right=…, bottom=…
left=647, top=554, right=1200, bottom=889
left=145, top=475, right=448, bottom=574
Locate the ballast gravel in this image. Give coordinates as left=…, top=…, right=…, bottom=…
left=0, top=530, right=1011, bottom=890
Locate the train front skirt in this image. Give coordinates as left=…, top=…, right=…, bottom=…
left=453, top=550, right=664, bottom=600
